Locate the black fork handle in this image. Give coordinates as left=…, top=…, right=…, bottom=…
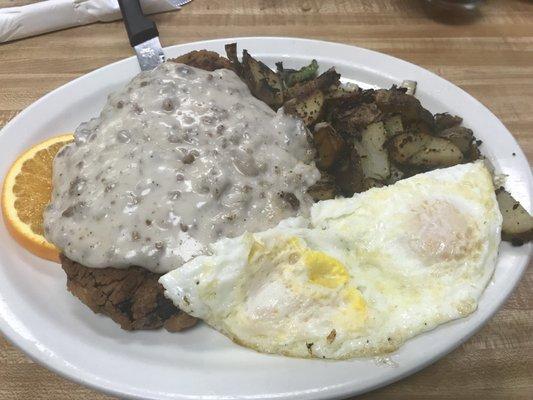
left=117, top=0, right=159, bottom=47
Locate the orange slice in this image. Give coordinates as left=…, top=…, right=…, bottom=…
left=2, top=134, right=74, bottom=262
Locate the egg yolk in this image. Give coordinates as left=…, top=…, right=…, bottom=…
left=343, top=286, right=366, bottom=313
left=408, top=200, right=480, bottom=264
left=242, top=236, right=368, bottom=333
left=304, top=250, right=349, bottom=289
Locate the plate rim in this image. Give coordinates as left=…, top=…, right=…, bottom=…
left=0, top=36, right=531, bottom=400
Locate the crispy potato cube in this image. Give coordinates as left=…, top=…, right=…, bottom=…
left=241, top=50, right=284, bottom=109
left=384, top=115, right=404, bottom=138
left=307, top=172, right=339, bottom=201
left=435, top=113, right=463, bottom=132
left=284, top=90, right=325, bottom=126
left=357, top=122, right=390, bottom=181
left=437, top=126, right=474, bottom=154
left=332, top=148, right=364, bottom=196
left=388, top=133, right=463, bottom=168
left=408, top=136, right=463, bottom=167
left=313, top=122, right=345, bottom=170
left=496, top=189, right=533, bottom=245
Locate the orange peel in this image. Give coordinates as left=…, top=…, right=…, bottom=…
left=1, top=134, right=74, bottom=262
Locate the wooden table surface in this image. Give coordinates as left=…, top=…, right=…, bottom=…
left=0, top=0, right=532, bottom=399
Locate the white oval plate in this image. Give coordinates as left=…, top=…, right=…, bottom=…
left=0, top=37, right=531, bottom=400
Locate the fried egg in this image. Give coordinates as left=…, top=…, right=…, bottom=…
left=160, top=161, right=502, bottom=359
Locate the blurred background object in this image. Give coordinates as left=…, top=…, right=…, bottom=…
left=0, top=0, right=190, bottom=43
left=424, top=0, right=483, bottom=22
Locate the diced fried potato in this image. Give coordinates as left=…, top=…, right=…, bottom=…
left=465, top=140, right=481, bottom=162
left=357, top=122, right=390, bottom=180
left=374, top=88, right=435, bottom=128
left=362, top=177, right=385, bottom=191
left=435, top=113, right=463, bottom=132
left=250, top=58, right=281, bottom=92
left=315, top=68, right=341, bottom=92
left=496, top=189, right=533, bottom=245
left=325, top=85, right=362, bottom=114
left=384, top=115, right=403, bottom=138
left=326, top=83, right=360, bottom=99
left=224, top=43, right=242, bottom=75
left=387, top=163, right=405, bottom=184
left=313, top=122, right=345, bottom=170
left=286, top=68, right=340, bottom=100
left=284, top=90, right=325, bottom=126
left=332, top=147, right=364, bottom=196
left=388, top=133, right=429, bottom=164
left=220, top=46, right=486, bottom=197
left=307, top=172, right=339, bottom=201
left=407, top=121, right=433, bottom=136
left=437, top=126, right=474, bottom=154
left=437, top=126, right=481, bottom=162
left=331, top=103, right=382, bottom=135
left=388, top=133, right=463, bottom=168
left=408, top=136, right=463, bottom=167
left=241, top=50, right=284, bottom=109
left=224, top=44, right=284, bottom=109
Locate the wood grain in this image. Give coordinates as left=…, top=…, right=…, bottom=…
left=0, top=0, right=531, bottom=399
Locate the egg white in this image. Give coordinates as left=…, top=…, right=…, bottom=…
left=160, top=161, right=502, bottom=359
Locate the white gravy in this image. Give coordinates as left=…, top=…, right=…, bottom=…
left=44, top=62, right=320, bottom=273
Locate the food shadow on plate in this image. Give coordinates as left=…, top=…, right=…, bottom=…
left=66, top=300, right=234, bottom=351
left=66, top=301, right=278, bottom=366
